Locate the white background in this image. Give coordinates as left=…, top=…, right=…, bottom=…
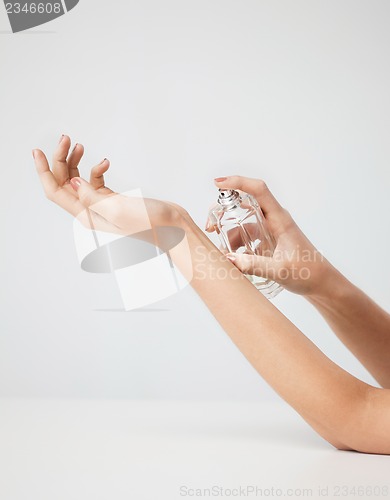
left=1, top=0, right=390, bottom=400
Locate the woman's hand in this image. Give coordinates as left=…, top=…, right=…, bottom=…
left=33, top=135, right=186, bottom=236
left=206, top=176, right=336, bottom=296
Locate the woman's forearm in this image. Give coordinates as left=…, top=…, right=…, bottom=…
left=172, top=211, right=380, bottom=451
left=207, top=176, right=390, bottom=390
left=33, top=139, right=390, bottom=453
left=305, top=269, right=390, bottom=388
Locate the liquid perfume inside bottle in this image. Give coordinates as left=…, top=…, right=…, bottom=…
left=208, top=189, right=283, bottom=299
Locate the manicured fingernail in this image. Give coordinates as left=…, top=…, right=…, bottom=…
left=226, top=253, right=236, bottom=262
left=59, top=134, right=64, bottom=144
left=100, top=158, right=108, bottom=163
left=214, top=177, right=227, bottom=182
left=70, top=177, right=81, bottom=191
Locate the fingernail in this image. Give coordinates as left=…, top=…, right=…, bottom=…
left=72, top=143, right=78, bottom=152
left=214, top=177, right=227, bottom=182
left=32, top=149, right=36, bottom=159
left=70, top=177, right=81, bottom=191
left=100, top=158, right=108, bottom=163
left=226, top=253, right=236, bottom=262
left=59, top=134, right=64, bottom=144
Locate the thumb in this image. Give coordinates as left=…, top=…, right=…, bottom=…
left=70, top=177, right=106, bottom=208
left=226, top=253, right=278, bottom=280
left=70, top=176, right=118, bottom=225
left=204, top=216, right=215, bottom=232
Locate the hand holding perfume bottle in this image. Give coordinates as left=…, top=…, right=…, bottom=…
left=208, top=188, right=283, bottom=299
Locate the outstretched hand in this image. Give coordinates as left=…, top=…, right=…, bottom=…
left=33, top=135, right=185, bottom=235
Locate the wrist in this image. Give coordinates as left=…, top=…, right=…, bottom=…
left=304, top=263, right=352, bottom=307
left=171, top=205, right=198, bottom=232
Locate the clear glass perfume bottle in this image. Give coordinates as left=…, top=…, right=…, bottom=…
left=208, top=189, right=283, bottom=299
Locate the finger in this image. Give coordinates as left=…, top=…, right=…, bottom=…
left=70, top=177, right=121, bottom=226
left=67, top=143, right=84, bottom=179
left=205, top=216, right=215, bottom=232
left=52, top=134, right=72, bottom=185
left=205, top=201, right=220, bottom=232
left=214, top=176, right=283, bottom=217
left=33, top=149, right=84, bottom=217
left=70, top=177, right=108, bottom=206
left=90, top=158, right=110, bottom=190
left=34, top=148, right=59, bottom=196
left=226, top=253, right=278, bottom=281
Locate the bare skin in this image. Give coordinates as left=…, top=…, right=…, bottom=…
left=33, top=136, right=390, bottom=454
left=208, top=177, right=390, bottom=390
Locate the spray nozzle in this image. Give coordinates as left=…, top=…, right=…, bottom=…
left=217, top=189, right=240, bottom=207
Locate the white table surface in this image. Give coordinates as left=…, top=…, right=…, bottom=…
left=0, top=399, right=388, bottom=500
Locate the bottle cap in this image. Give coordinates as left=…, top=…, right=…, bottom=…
left=217, top=189, right=240, bottom=207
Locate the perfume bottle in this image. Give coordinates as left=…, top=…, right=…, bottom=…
left=208, top=189, right=283, bottom=299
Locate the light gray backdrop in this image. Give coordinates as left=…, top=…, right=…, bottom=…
left=1, top=0, right=389, bottom=399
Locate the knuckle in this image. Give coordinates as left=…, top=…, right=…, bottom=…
left=255, top=179, right=268, bottom=195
